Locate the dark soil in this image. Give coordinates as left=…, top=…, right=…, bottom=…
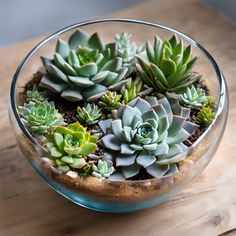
left=128, top=167, right=154, bottom=180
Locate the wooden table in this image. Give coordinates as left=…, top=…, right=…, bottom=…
left=0, top=0, right=236, bottom=235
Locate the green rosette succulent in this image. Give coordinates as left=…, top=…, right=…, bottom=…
left=136, top=35, right=201, bottom=93
left=18, top=101, right=64, bottom=135
left=26, top=85, right=48, bottom=102
left=196, top=107, right=215, bottom=126
left=40, top=30, right=128, bottom=102
left=46, top=122, right=98, bottom=172
left=99, top=91, right=122, bottom=110
left=181, top=85, right=207, bottom=108
left=99, top=97, right=198, bottom=180
left=77, top=103, right=102, bottom=125
left=92, top=159, right=115, bottom=179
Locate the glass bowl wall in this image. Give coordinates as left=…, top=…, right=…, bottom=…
left=9, top=19, right=228, bottom=212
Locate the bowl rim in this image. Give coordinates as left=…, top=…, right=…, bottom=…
left=9, top=18, right=227, bottom=181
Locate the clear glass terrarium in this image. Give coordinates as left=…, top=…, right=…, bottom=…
left=9, top=19, right=228, bottom=212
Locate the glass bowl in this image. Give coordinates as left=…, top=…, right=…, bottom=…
left=9, top=19, right=228, bottom=213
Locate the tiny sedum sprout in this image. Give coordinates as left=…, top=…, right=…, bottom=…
left=99, top=91, right=122, bottom=110
left=196, top=107, right=215, bottom=126
left=77, top=103, right=102, bottom=125
left=181, top=85, right=207, bottom=108
left=121, top=78, right=142, bottom=104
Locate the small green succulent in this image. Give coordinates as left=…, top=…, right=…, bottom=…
left=92, top=159, right=115, bottom=179
left=46, top=122, right=98, bottom=172
left=26, top=85, right=48, bottom=102
left=121, top=78, right=142, bottom=104
left=77, top=103, right=102, bottom=125
left=99, top=97, right=198, bottom=180
left=40, top=30, right=128, bottom=102
left=136, top=34, right=200, bottom=94
left=196, top=107, right=215, bottom=126
left=205, top=96, right=216, bottom=109
left=99, top=91, right=122, bottom=110
left=181, top=85, right=207, bottom=108
left=114, top=32, right=143, bottom=65
left=18, top=101, right=64, bottom=135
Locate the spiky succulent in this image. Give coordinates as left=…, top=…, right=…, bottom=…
left=99, top=91, right=122, bottom=110
left=121, top=78, right=142, bottom=104
left=26, top=85, right=48, bottom=102
left=99, top=97, right=198, bottom=180
left=115, top=32, right=143, bottom=65
left=77, top=103, right=102, bottom=125
left=136, top=35, right=200, bottom=93
left=181, top=85, right=207, bottom=108
left=92, top=159, right=115, bottom=179
left=18, top=101, right=64, bottom=135
left=196, top=107, right=215, bottom=126
left=46, top=122, right=98, bottom=172
left=40, top=30, right=128, bottom=102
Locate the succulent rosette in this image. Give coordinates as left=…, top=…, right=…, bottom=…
left=18, top=101, right=64, bottom=135
left=46, top=122, right=98, bottom=172
left=40, top=30, right=128, bottom=102
left=99, top=97, right=198, bottom=180
left=136, top=35, right=201, bottom=93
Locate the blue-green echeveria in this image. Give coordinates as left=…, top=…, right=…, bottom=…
left=40, top=30, right=128, bottom=102
left=98, top=97, right=198, bottom=180
left=46, top=122, right=98, bottom=172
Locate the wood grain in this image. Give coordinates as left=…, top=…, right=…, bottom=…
left=0, top=0, right=236, bottom=235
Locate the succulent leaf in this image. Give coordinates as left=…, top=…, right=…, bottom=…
left=99, top=91, right=122, bottom=110
left=26, top=85, right=48, bottom=102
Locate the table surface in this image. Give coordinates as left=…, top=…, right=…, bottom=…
left=1, top=0, right=236, bottom=235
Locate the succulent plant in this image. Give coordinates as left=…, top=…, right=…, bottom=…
left=114, top=32, right=143, bottom=65
left=92, top=159, right=115, bottom=179
left=26, top=85, right=48, bottom=102
left=99, top=97, right=198, bottom=180
left=77, top=103, right=102, bottom=125
left=136, top=35, right=200, bottom=94
left=121, top=78, right=142, bottom=104
left=205, top=96, right=216, bottom=109
left=40, top=30, right=128, bottom=102
left=99, top=91, right=122, bottom=110
left=196, top=107, right=215, bottom=126
left=181, top=85, right=207, bottom=108
left=46, top=122, right=98, bottom=172
left=18, top=101, right=64, bottom=135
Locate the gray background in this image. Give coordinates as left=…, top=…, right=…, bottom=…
left=0, top=0, right=235, bottom=47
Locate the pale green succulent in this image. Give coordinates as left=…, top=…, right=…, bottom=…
left=46, top=122, right=98, bottom=172
left=26, top=85, right=48, bottom=102
left=136, top=35, right=200, bottom=94
left=77, top=103, right=102, bottom=125
left=121, top=78, right=142, bottom=104
left=18, top=101, right=64, bottom=135
left=40, top=30, right=128, bottom=102
left=196, top=107, right=215, bottom=126
left=99, top=91, right=122, bottom=110
left=92, top=159, right=115, bottom=179
left=99, top=97, right=198, bottom=180
left=114, top=32, right=143, bottom=65
left=181, top=85, right=207, bottom=108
